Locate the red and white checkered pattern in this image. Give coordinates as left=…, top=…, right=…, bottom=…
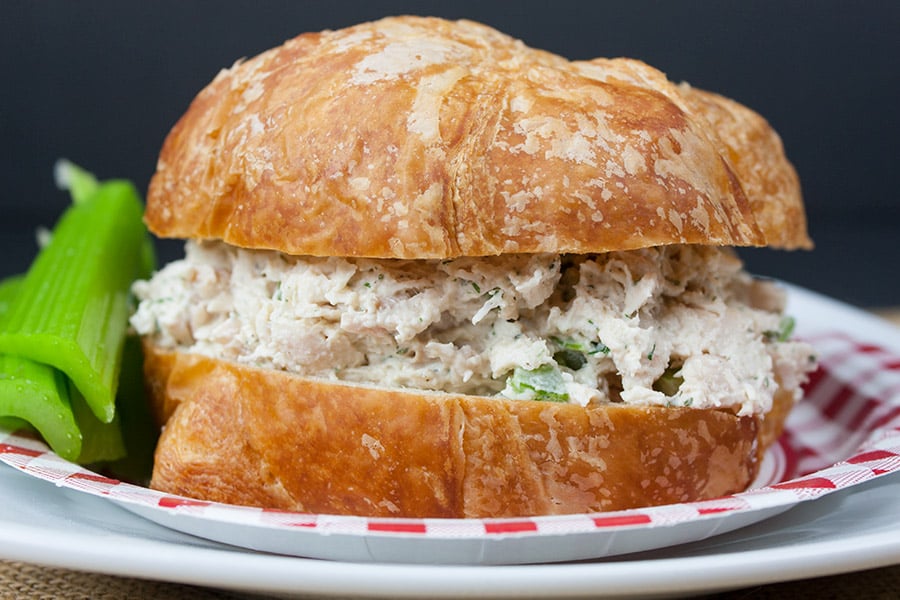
left=1, top=331, right=898, bottom=541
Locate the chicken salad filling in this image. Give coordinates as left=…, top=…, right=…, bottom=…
left=130, top=242, right=816, bottom=416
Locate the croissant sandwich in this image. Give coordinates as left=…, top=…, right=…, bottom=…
left=131, top=16, right=817, bottom=518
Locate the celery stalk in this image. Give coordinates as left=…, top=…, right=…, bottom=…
left=0, top=275, right=82, bottom=458
left=0, top=273, right=128, bottom=462
left=0, top=179, right=147, bottom=423
left=0, top=276, right=23, bottom=317
left=105, top=334, right=158, bottom=482
left=67, top=377, right=125, bottom=464
left=0, top=371, right=127, bottom=464
left=54, top=159, right=155, bottom=279
left=0, top=278, right=24, bottom=432
left=0, top=353, right=82, bottom=460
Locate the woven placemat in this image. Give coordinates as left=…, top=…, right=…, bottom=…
left=1, top=560, right=898, bottom=599
left=0, top=561, right=241, bottom=600
left=709, top=564, right=900, bottom=599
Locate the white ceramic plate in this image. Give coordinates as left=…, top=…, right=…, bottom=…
left=0, top=284, right=899, bottom=596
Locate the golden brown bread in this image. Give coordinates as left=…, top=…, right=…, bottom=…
left=142, top=341, right=795, bottom=518
left=677, top=85, right=810, bottom=249
left=145, top=16, right=810, bottom=258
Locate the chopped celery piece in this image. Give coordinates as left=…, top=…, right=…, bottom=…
left=0, top=179, right=147, bottom=423
left=551, top=335, right=611, bottom=370
left=507, top=364, right=569, bottom=402
left=764, top=315, right=796, bottom=342
left=652, top=366, right=684, bottom=397
left=551, top=336, right=587, bottom=352
left=551, top=335, right=610, bottom=355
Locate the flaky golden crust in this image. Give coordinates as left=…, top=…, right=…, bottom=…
left=142, top=342, right=783, bottom=518
left=677, top=85, right=811, bottom=249
left=145, top=16, right=809, bottom=258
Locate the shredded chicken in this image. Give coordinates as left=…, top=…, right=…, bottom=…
left=131, top=242, right=816, bottom=416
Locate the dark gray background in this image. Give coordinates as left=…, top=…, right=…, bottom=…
left=2, top=1, right=898, bottom=307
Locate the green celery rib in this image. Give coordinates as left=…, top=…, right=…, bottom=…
left=0, top=417, right=29, bottom=432
left=66, top=377, right=125, bottom=464
left=104, top=334, right=157, bottom=482
left=0, top=275, right=126, bottom=462
left=0, top=360, right=126, bottom=463
left=0, top=353, right=82, bottom=460
left=0, top=276, right=23, bottom=319
left=0, top=275, right=22, bottom=325
left=0, top=180, right=146, bottom=423
left=0, top=276, right=81, bottom=459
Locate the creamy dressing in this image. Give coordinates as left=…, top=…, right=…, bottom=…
left=131, top=242, right=816, bottom=416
